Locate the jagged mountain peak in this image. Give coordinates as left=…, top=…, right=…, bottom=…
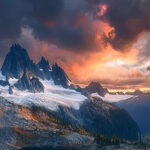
left=84, top=81, right=108, bottom=96
left=88, top=82, right=103, bottom=89
left=38, top=56, right=51, bottom=70
left=1, top=44, right=43, bottom=79
left=37, top=56, right=52, bottom=80
left=1, top=44, right=31, bottom=78
left=0, top=44, right=141, bottom=144
left=1, top=44, right=72, bottom=88
left=52, top=63, right=71, bottom=88
left=10, top=43, right=27, bottom=52
left=8, top=44, right=30, bottom=62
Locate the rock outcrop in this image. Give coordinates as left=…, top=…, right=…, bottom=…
left=15, top=70, right=44, bottom=93
left=83, top=82, right=108, bottom=96
left=37, top=56, right=52, bottom=80
left=52, top=63, right=70, bottom=88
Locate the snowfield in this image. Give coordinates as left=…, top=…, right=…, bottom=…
left=91, top=93, right=134, bottom=103
left=0, top=79, right=87, bottom=111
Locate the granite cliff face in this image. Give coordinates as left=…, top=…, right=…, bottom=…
left=0, top=44, right=141, bottom=149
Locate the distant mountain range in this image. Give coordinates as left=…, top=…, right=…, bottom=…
left=115, top=93, right=150, bottom=135
left=0, top=44, right=140, bottom=149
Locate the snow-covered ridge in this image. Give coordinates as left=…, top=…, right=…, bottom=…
left=0, top=79, right=86, bottom=111
left=91, top=93, right=134, bottom=102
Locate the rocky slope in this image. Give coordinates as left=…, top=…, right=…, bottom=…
left=56, top=96, right=139, bottom=140
left=0, top=97, right=95, bottom=150
left=0, top=97, right=145, bottom=150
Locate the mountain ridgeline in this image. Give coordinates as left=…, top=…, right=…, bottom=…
left=0, top=44, right=141, bottom=148
left=1, top=44, right=70, bottom=89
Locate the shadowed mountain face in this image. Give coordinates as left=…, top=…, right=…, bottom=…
left=115, top=93, right=150, bottom=135
left=37, top=56, right=52, bottom=80
left=52, top=63, right=70, bottom=88
left=56, top=97, right=139, bottom=141
left=1, top=44, right=42, bottom=79
left=0, top=44, right=141, bottom=149
left=1, top=44, right=70, bottom=89
left=15, top=70, right=44, bottom=93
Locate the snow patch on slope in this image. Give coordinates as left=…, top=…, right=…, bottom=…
left=8, top=78, right=18, bottom=86
left=0, top=80, right=86, bottom=111
left=91, top=93, right=134, bottom=102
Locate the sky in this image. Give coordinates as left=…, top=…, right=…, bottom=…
left=0, top=0, right=150, bottom=90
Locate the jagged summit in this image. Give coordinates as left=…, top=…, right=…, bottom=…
left=52, top=63, right=71, bottom=88
left=38, top=56, right=50, bottom=70
left=1, top=44, right=71, bottom=88
left=0, top=44, right=141, bottom=143
left=1, top=44, right=42, bottom=79
left=84, top=82, right=108, bottom=96
left=10, top=44, right=27, bottom=53
left=37, top=56, right=51, bottom=80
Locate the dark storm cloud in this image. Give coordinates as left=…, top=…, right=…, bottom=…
left=99, top=0, right=150, bottom=50
left=0, top=0, right=150, bottom=53
left=0, top=0, right=98, bottom=53
left=0, top=0, right=30, bottom=40
left=27, top=0, right=98, bottom=52
left=30, top=0, right=64, bottom=21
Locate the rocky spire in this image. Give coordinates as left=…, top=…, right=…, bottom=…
left=37, top=56, right=51, bottom=80
left=84, top=82, right=108, bottom=96
left=1, top=44, right=42, bottom=79
left=38, top=56, right=50, bottom=70
left=15, top=69, right=44, bottom=93
left=51, top=63, right=70, bottom=88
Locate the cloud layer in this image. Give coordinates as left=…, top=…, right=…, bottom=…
left=1, top=0, right=149, bottom=51
left=1, top=0, right=150, bottom=89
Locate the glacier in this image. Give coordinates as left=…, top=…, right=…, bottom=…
left=0, top=79, right=86, bottom=111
